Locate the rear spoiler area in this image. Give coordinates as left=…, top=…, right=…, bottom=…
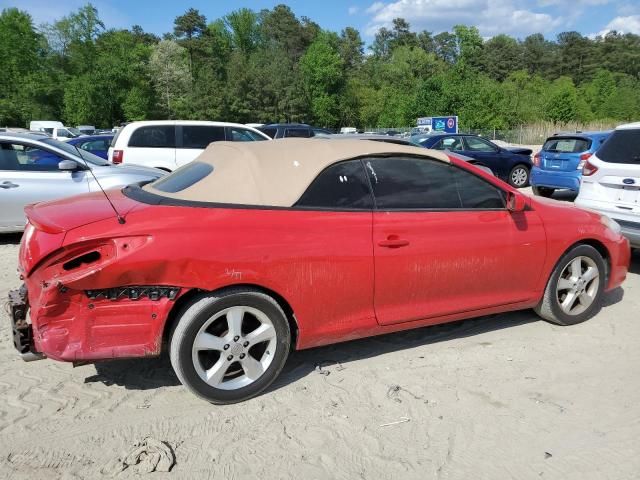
left=24, top=204, right=66, bottom=234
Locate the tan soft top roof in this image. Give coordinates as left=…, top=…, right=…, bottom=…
left=144, top=138, right=450, bottom=207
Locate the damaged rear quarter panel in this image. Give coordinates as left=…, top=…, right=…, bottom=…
left=29, top=205, right=376, bottom=359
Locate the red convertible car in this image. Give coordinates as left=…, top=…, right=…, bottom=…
left=10, top=139, right=630, bottom=403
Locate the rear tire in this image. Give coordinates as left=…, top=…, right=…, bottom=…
left=532, top=186, right=555, bottom=198
left=170, top=288, right=291, bottom=404
left=535, top=245, right=606, bottom=326
left=508, top=165, right=530, bottom=188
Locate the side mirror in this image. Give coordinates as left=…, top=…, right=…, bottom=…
left=58, top=159, right=79, bottom=171
left=506, top=191, right=526, bottom=212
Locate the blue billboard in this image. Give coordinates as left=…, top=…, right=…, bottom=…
left=416, top=116, right=458, bottom=133
left=432, top=116, right=458, bottom=133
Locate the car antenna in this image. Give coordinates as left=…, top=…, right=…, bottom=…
left=72, top=144, right=126, bottom=224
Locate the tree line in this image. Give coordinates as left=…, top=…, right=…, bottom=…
left=1, top=3, right=640, bottom=130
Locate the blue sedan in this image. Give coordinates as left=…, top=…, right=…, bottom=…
left=66, top=134, right=114, bottom=160
left=411, top=133, right=533, bottom=188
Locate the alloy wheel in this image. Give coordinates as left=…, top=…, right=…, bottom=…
left=191, top=306, right=277, bottom=390
left=511, top=167, right=529, bottom=187
left=555, top=256, right=600, bottom=316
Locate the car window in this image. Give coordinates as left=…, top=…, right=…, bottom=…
left=455, top=167, right=505, bottom=209
left=542, top=137, right=591, bottom=153
left=80, top=140, right=107, bottom=152
left=364, top=157, right=505, bottom=210
left=464, top=136, right=497, bottom=152
left=180, top=125, right=226, bottom=149
left=284, top=128, right=312, bottom=138
left=0, top=143, right=65, bottom=172
left=259, top=127, right=277, bottom=138
left=365, top=157, right=460, bottom=209
left=151, top=162, right=213, bottom=193
left=595, top=129, right=640, bottom=164
left=295, top=160, right=372, bottom=209
left=56, top=129, right=72, bottom=138
left=129, top=125, right=176, bottom=148
left=40, top=138, right=107, bottom=165
left=227, top=127, right=267, bottom=142
left=434, top=137, right=464, bottom=151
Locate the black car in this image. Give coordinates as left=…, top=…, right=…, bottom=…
left=411, top=133, right=533, bottom=188
left=258, top=124, right=332, bottom=139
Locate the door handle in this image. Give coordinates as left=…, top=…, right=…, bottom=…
left=378, top=236, right=410, bottom=248
left=0, top=181, right=19, bottom=189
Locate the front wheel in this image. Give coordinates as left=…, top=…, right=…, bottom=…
left=535, top=245, right=606, bottom=326
left=508, top=165, right=530, bottom=188
left=170, top=289, right=291, bottom=404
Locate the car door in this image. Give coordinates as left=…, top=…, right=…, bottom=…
left=461, top=136, right=506, bottom=177
left=126, top=124, right=176, bottom=170
left=365, top=156, right=546, bottom=326
left=0, top=141, right=89, bottom=231
left=176, top=125, right=226, bottom=168
left=292, top=159, right=376, bottom=337
left=432, top=136, right=465, bottom=153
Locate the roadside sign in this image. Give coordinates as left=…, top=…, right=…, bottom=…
left=416, top=116, right=458, bottom=133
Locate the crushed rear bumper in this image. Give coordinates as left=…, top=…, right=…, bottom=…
left=8, top=285, right=44, bottom=362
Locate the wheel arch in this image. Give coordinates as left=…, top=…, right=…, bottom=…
left=559, top=238, right=611, bottom=285
left=162, top=284, right=299, bottom=351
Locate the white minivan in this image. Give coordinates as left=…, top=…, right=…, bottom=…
left=576, top=122, right=640, bottom=248
left=108, top=120, right=271, bottom=171
left=29, top=121, right=83, bottom=141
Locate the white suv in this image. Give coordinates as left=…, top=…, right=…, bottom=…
left=576, top=122, right=640, bottom=248
left=108, top=121, right=270, bottom=171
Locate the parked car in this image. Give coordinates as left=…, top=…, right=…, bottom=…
left=10, top=139, right=629, bottom=403
left=411, top=133, right=533, bottom=187
left=108, top=121, right=270, bottom=171
left=322, top=134, right=495, bottom=176
left=576, top=122, right=640, bottom=248
left=0, top=133, right=164, bottom=232
left=258, top=123, right=317, bottom=139
left=77, top=125, right=96, bottom=135
left=29, top=121, right=84, bottom=141
left=531, top=131, right=611, bottom=197
left=66, top=134, right=114, bottom=160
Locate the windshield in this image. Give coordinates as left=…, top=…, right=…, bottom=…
left=543, top=137, right=591, bottom=153
left=40, top=138, right=109, bottom=166
left=67, top=127, right=83, bottom=137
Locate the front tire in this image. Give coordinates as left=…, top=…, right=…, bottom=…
left=508, top=164, right=530, bottom=188
left=535, top=245, right=606, bottom=326
left=170, top=289, right=291, bottom=404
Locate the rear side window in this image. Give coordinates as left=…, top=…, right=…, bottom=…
left=227, top=127, right=267, bottom=142
left=597, top=130, right=640, bottom=164
left=295, top=160, right=372, bottom=209
left=284, top=128, right=312, bottom=138
left=259, top=127, right=277, bottom=138
left=129, top=126, right=176, bottom=148
left=181, top=126, right=225, bottom=149
left=543, top=137, right=591, bottom=153
left=151, top=162, right=213, bottom=193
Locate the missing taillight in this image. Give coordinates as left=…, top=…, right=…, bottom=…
left=63, top=251, right=101, bottom=271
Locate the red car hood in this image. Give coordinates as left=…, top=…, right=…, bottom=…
left=25, top=189, right=142, bottom=234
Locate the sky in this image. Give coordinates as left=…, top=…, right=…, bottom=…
left=2, top=0, right=640, bottom=41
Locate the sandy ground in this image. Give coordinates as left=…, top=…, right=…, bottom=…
left=1, top=201, right=639, bottom=479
